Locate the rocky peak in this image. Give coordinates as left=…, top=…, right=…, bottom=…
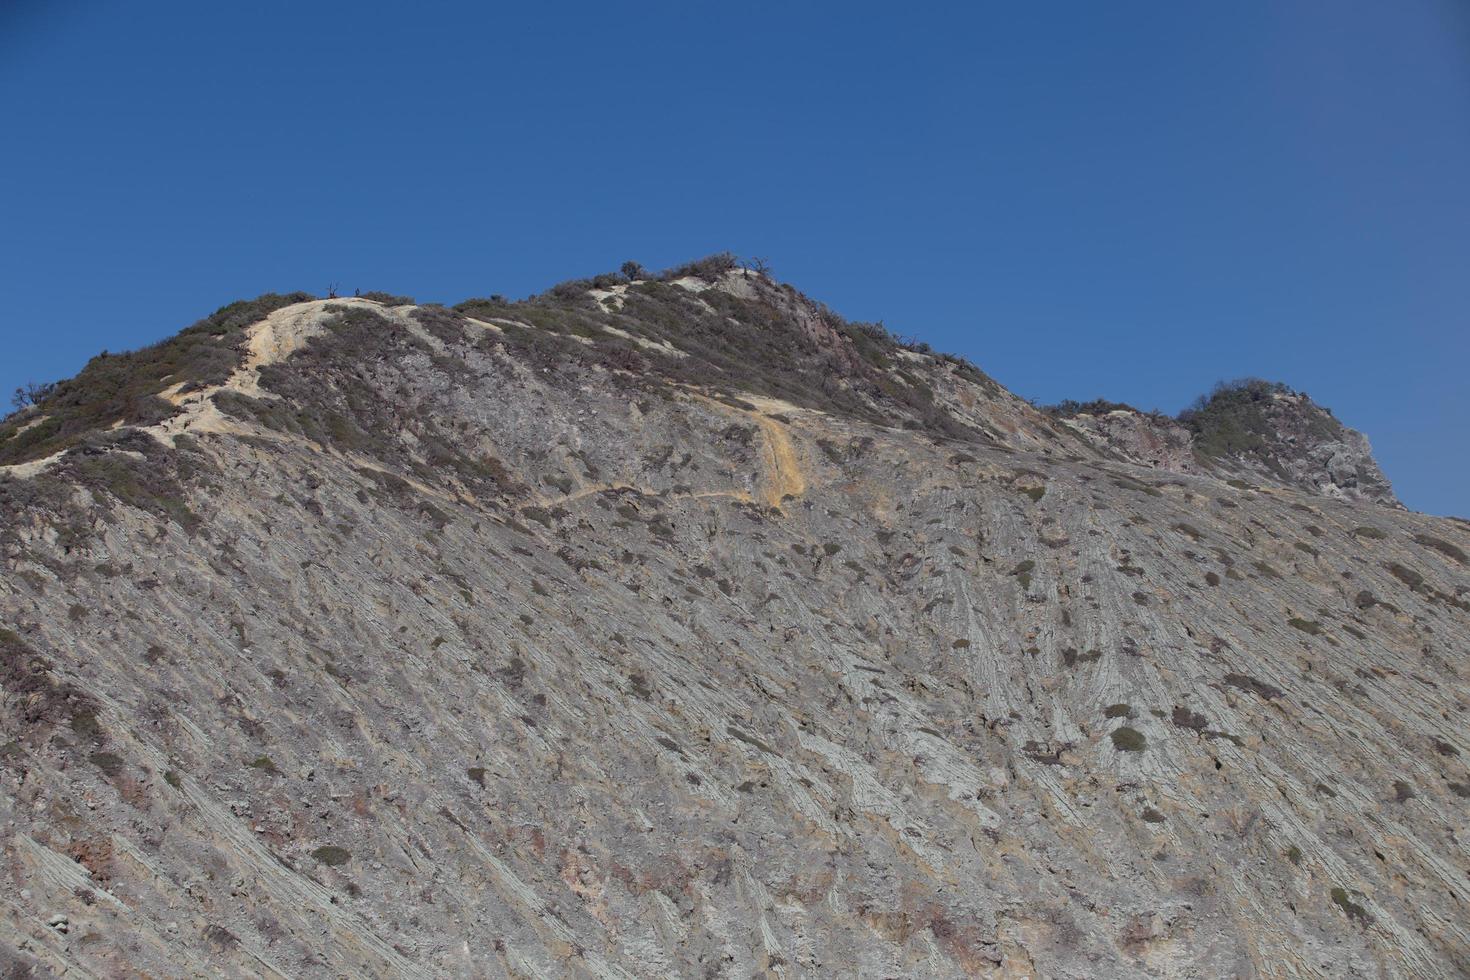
left=1178, top=379, right=1398, bottom=505
left=1048, top=381, right=1399, bottom=507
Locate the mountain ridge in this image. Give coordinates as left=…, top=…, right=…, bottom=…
left=0, top=259, right=1403, bottom=511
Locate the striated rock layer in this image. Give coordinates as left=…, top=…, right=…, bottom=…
left=1, top=269, right=1466, bottom=977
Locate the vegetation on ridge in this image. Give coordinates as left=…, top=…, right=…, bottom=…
left=1042, top=379, right=1338, bottom=461
left=0, top=292, right=312, bottom=465
left=1177, top=378, right=1338, bottom=460
left=447, top=255, right=999, bottom=442
left=0, top=257, right=1390, bottom=509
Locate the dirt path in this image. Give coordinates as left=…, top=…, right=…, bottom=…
left=676, top=391, right=810, bottom=510
left=750, top=407, right=806, bottom=507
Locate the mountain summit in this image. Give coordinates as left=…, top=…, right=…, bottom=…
left=1, top=259, right=1466, bottom=977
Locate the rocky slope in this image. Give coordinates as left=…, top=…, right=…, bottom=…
left=1, top=263, right=1466, bottom=978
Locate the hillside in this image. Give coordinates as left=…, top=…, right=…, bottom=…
left=1, top=261, right=1467, bottom=978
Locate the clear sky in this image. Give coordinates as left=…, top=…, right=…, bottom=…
left=2, top=2, right=1466, bottom=515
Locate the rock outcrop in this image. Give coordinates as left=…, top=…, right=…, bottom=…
left=1049, top=382, right=1400, bottom=507
left=1054, top=406, right=1203, bottom=477
left=1179, top=381, right=1399, bottom=506
left=0, top=266, right=1464, bottom=977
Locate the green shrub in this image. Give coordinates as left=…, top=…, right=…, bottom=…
left=1012, top=560, right=1035, bottom=590
left=1352, top=526, right=1386, bottom=540
left=1224, top=673, right=1282, bottom=700
left=1110, top=727, right=1146, bottom=752
left=1113, top=478, right=1163, bottom=497
left=310, top=845, right=351, bottom=866
left=1412, top=533, right=1466, bottom=564
left=69, top=710, right=101, bottom=740
left=1387, top=563, right=1424, bottom=591
left=520, top=506, right=555, bottom=528
left=9, top=380, right=57, bottom=412
left=660, top=252, right=739, bottom=282
left=1104, top=703, right=1133, bottom=719
left=359, top=290, right=414, bottom=306
left=1288, top=617, right=1322, bottom=635
left=1062, top=648, right=1102, bottom=668
left=1171, top=705, right=1208, bottom=731
left=1042, top=398, right=1140, bottom=417
left=1330, top=887, right=1370, bottom=924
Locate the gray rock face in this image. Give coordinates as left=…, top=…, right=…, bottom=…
left=1, top=275, right=1466, bottom=977
left=1059, top=410, right=1203, bottom=476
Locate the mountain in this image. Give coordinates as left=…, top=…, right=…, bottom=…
left=1, top=258, right=1466, bottom=978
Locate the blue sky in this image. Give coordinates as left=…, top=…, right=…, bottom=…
left=2, top=2, right=1466, bottom=515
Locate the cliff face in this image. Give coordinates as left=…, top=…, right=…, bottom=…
left=1056, top=409, right=1203, bottom=477
left=1, top=270, right=1466, bottom=978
